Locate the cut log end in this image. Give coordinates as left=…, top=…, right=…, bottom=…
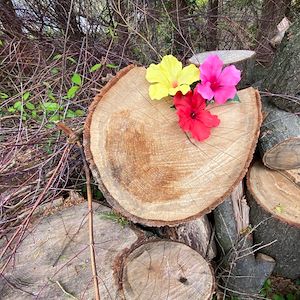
left=188, top=50, right=256, bottom=66
left=84, top=66, right=262, bottom=226
left=247, top=161, right=300, bottom=279
left=263, top=138, right=300, bottom=170
left=118, top=240, right=214, bottom=300
left=248, top=161, right=300, bottom=226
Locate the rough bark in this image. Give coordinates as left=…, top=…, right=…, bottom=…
left=214, top=182, right=275, bottom=298
left=116, top=240, right=215, bottom=300
left=0, top=203, right=143, bottom=299
left=262, top=18, right=300, bottom=113
left=207, top=0, right=219, bottom=50
left=83, top=66, right=262, bottom=226
left=0, top=0, right=23, bottom=37
left=255, top=0, right=292, bottom=65
left=247, top=161, right=300, bottom=279
left=258, top=98, right=300, bottom=170
left=156, top=215, right=217, bottom=261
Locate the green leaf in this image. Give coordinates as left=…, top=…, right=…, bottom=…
left=286, top=294, right=296, bottom=300
left=272, top=295, right=284, bottom=300
left=0, top=40, right=3, bottom=47
left=53, top=54, right=62, bottom=60
left=274, top=204, right=284, bottom=213
left=51, top=67, right=59, bottom=75
left=227, top=94, right=240, bottom=103
left=42, top=102, right=60, bottom=112
left=8, top=106, right=16, bottom=113
left=75, top=109, right=85, bottom=117
left=49, top=114, right=60, bottom=122
left=66, top=109, right=76, bottom=118
left=31, top=110, right=37, bottom=118
left=89, top=63, right=102, bottom=72
left=67, top=85, right=80, bottom=99
left=22, top=91, right=30, bottom=101
left=48, top=90, right=56, bottom=101
left=106, top=63, right=118, bottom=69
left=13, top=101, right=23, bottom=111
left=0, top=92, right=9, bottom=99
left=71, top=73, right=82, bottom=85
left=67, top=56, right=76, bottom=64
left=25, top=102, right=35, bottom=110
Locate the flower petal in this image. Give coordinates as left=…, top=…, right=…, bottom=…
left=197, top=110, right=220, bottom=128
left=169, top=84, right=190, bottom=96
left=191, top=91, right=206, bottom=110
left=159, top=55, right=182, bottom=83
left=146, top=63, right=169, bottom=86
left=214, top=86, right=237, bottom=104
left=177, top=64, right=200, bottom=85
left=218, top=65, right=241, bottom=86
left=196, top=82, right=214, bottom=100
left=148, top=83, right=169, bottom=100
left=174, top=91, right=191, bottom=108
left=200, top=55, right=223, bottom=83
left=190, top=121, right=211, bottom=141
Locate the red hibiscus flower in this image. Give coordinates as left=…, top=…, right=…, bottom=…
left=174, top=90, right=220, bottom=141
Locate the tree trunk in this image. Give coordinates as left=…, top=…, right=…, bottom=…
left=262, top=18, right=300, bottom=113
left=116, top=240, right=215, bottom=299
left=156, top=215, right=217, bottom=261
left=258, top=98, right=300, bottom=170
left=83, top=66, right=262, bottom=226
left=247, top=161, right=300, bottom=279
left=255, top=0, right=292, bottom=65
left=0, top=202, right=143, bottom=299
left=214, top=182, right=275, bottom=298
left=0, top=0, right=23, bottom=37
left=206, top=0, right=219, bottom=50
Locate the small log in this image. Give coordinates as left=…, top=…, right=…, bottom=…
left=156, top=215, right=217, bottom=261
left=262, top=19, right=300, bottom=113
left=214, top=182, right=275, bottom=298
left=116, top=240, right=215, bottom=300
left=259, top=98, right=300, bottom=170
left=0, top=203, right=143, bottom=299
left=83, top=66, right=262, bottom=226
left=247, top=161, right=300, bottom=279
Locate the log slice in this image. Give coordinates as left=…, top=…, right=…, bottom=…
left=118, top=240, right=214, bottom=300
left=247, top=161, right=300, bottom=279
left=84, top=65, right=262, bottom=226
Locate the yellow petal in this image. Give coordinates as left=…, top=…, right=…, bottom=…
left=159, top=55, right=182, bottom=83
left=149, top=83, right=169, bottom=100
left=145, top=63, right=167, bottom=85
left=177, top=64, right=200, bottom=85
left=169, top=84, right=190, bottom=96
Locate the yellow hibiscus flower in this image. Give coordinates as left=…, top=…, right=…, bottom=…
left=146, top=55, right=200, bottom=100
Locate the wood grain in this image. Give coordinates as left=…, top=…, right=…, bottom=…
left=84, top=66, right=262, bottom=226
left=120, top=240, right=214, bottom=300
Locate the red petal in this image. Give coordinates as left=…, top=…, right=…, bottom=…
left=197, top=110, right=220, bottom=128
left=191, top=90, right=206, bottom=110
left=190, top=121, right=211, bottom=141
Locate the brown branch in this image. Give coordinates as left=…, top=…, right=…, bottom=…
left=56, top=122, right=100, bottom=300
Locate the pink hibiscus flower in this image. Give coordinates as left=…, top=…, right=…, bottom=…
left=174, top=90, right=220, bottom=141
left=196, top=55, right=241, bottom=104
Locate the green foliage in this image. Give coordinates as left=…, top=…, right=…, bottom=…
left=89, top=63, right=102, bottom=72
left=66, top=85, right=80, bottom=99
left=99, top=211, right=129, bottom=228
left=71, top=73, right=82, bottom=85
left=0, top=92, right=9, bottom=99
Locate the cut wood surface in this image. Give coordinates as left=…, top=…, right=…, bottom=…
left=119, top=240, right=214, bottom=300
left=247, top=161, right=300, bottom=279
left=259, top=98, right=300, bottom=170
left=0, top=203, right=142, bottom=299
left=188, top=50, right=255, bottom=66
left=84, top=66, right=262, bottom=226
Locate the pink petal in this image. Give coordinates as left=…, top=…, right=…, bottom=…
left=190, top=121, right=210, bottom=141
left=197, top=110, right=220, bottom=128
left=196, top=82, right=214, bottom=100
left=214, top=86, right=237, bottom=104
left=218, top=65, right=241, bottom=86
left=200, top=55, right=223, bottom=83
